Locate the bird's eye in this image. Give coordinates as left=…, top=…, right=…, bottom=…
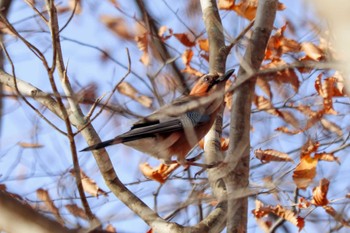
left=203, top=76, right=210, bottom=82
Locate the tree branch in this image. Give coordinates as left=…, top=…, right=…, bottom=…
left=0, top=192, right=74, bottom=233
left=226, top=0, right=278, bottom=232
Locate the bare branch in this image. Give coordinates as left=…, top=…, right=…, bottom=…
left=225, top=0, right=278, bottom=232
left=0, top=192, right=74, bottom=233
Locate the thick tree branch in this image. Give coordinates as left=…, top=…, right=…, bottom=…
left=0, top=192, right=74, bottom=233
left=226, top=0, right=278, bottom=232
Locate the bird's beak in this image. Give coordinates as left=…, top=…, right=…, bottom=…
left=217, top=69, right=235, bottom=83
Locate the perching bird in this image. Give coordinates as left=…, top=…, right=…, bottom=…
left=81, top=69, right=234, bottom=164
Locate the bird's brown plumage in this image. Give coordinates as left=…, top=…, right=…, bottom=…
left=81, top=69, right=234, bottom=163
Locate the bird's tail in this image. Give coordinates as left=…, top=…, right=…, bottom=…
left=80, top=137, right=122, bottom=152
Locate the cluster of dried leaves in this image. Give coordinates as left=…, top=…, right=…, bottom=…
left=252, top=139, right=346, bottom=231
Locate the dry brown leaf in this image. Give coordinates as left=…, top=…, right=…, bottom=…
left=292, top=154, right=318, bottom=189
left=301, top=139, right=319, bottom=156
left=65, top=204, right=88, bottom=220
left=297, top=197, right=312, bottom=209
left=275, top=126, right=300, bottom=135
left=323, top=206, right=350, bottom=227
left=320, top=119, right=342, bottom=136
left=252, top=201, right=304, bottom=231
left=182, top=49, right=193, bottom=66
left=173, top=33, right=196, bottom=47
left=70, top=170, right=108, bottom=197
left=254, top=148, right=293, bottom=163
left=252, top=199, right=269, bottom=218
left=218, top=0, right=235, bottom=9
left=18, top=142, right=43, bottom=148
left=198, top=39, right=209, bottom=52
left=158, top=25, right=173, bottom=41
left=301, top=42, right=324, bottom=61
left=117, top=82, right=152, bottom=108
left=105, top=224, right=117, bottom=232
left=315, top=74, right=338, bottom=115
left=100, top=16, right=134, bottom=40
left=139, top=162, right=180, bottom=183
left=37, top=189, right=64, bottom=224
left=182, top=66, right=204, bottom=77
left=200, top=52, right=209, bottom=62
left=232, top=1, right=257, bottom=20
left=135, top=32, right=150, bottom=65
left=304, top=110, right=324, bottom=131
left=278, top=110, right=300, bottom=129
left=315, top=152, right=340, bottom=164
left=265, top=24, right=300, bottom=60
left=311, top=178, right=330, bottom=206
left=256, top=77, right=272, bottom=99
left=261, top=59, right=300, bottom=92
left=253, top=95, right=280, bottom=116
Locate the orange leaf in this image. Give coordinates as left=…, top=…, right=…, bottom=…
left=100, top=16, right=134, bottom=40
left=105, top=224, right=117, bottom=232
left=253, top=95, right=280, bottom=116
left=158, top=25, right=173, bottom=41
left=252, top=201, right=304, bottom=231
left=198, top=39, right=209, bottom=52
left=117, top=82, right=152, bottom=108
left=315, top=152, right=340, bottom=164
left=293, top=154, right=318, bottom=189
left=311, top=178, right=330, bottom=206
left=300, top=139, right=319, bottom=156
left=265, top=24, right=300, bottom=60
left=297, top=197, right=312, bottom=209
left=315, top=74, right=339, bottom=114
left=261, top=59, right=300, bottom=92
left=254, top=148, right=293, bottom=163
left=174, top=33, right=196, bottom=47
left=139, top=162, right=180, bottom=183
left=218, top=0, right=235, bottom=10
left=182, top=49, right=193, bottom=66
left=233, top=1, right=257, bottom=21
left=135, top=32, right=150, bottom=65
left=275, top=126, right=300, bottom=135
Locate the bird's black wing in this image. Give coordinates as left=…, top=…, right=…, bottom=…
left=121, top=111, right=210, bottom=142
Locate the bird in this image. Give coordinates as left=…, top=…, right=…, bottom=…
left=81, top=69, right=235, bottom=164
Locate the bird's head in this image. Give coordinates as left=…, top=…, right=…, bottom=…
left=189, top=69, right=235, bottom=95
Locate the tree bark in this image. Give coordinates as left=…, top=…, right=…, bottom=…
left=226, top=0, right=278, bottom=232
